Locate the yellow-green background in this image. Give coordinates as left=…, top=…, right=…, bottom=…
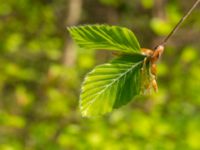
left=0, top=0, right=200, bottom=149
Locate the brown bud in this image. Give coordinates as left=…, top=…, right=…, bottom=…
left=151, top=45, right=164, bottom=63
left=152, top=79, right=158, bottom=92
left=151, top=63, right=157, bottom=76
left=141, top=48, right=154, bottom=56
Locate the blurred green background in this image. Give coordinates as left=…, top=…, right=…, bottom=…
left=0, top=0, right=200, bottom=149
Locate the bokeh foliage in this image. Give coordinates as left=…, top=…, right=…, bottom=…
left=0, top=0, right=200, bottom=149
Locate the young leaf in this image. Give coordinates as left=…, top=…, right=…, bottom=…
left=68, top=25, right=141, bottom=54
left=80, top=55, right=145, bottom=117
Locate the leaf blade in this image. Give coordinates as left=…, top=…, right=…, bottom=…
left=68, top=25, right=141, bottom=54
left=80, top=55, right=145, bottom=117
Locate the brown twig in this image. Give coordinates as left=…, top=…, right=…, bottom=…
left=158, top=0, right=200, bottom=47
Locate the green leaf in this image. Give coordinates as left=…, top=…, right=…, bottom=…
left=68, top=25, right=141, bottom=54
left=80, top=55, right=145, bottom=117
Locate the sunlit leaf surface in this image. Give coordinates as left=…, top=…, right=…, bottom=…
left=80, top=55, right=145, bottom=117
left=68, top=25, right=141, bottom=54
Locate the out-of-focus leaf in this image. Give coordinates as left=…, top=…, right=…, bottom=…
left=0, top=112, right=25, bottom=128
left=5, top=33, right=23, bottom=52
left=141, top=0, right=154, bottom=9
left=181, top=46, right=197, bottom=63
left=68, top=25, right=141, bottom=54
left=99, top=0, right=121, bottom=7
left=150, top=18, right=172, bottom=35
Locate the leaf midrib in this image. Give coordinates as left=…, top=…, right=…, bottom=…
left=81, top=41, right=137, bottom=52
left=90, top=27, right=136, bottom=51
left=81, top=61, right=143, bottom=110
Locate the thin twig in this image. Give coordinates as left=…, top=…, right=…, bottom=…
left=158, top=0, right=200, bottom=47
